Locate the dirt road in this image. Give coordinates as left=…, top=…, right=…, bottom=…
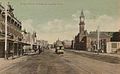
left=0, top=49, right=120, bottom=74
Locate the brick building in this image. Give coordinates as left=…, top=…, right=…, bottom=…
left=74, top=10, right=112, bottom=52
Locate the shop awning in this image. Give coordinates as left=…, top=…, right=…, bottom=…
left=0, top=37, right=30, bottom=45
left=0, top=38, right=14, bottom=42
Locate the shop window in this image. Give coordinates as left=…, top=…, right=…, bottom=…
left=111, top=43, right=117, bottom=48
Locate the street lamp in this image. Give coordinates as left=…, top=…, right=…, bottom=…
left=5, top=2, right=8, bottom=59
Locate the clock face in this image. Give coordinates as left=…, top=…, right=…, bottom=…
left=81, top=17, right=84, bottom=22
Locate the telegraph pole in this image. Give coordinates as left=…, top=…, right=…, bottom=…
left=5, top=2, right=8, bottom=59
left=97, top=25, right=100, bottom=54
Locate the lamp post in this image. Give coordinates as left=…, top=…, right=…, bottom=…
left=5, top=2, right=8, bottom=59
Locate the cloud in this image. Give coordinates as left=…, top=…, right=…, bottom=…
left=86, top=15, right=119, bottom=32
left=42, top=19, right=65, bottom=33
left=44, top=19, right=77, bottom=33
left=36, top=19, right=78, bottom=43
left=22, top=18, right=78, bottom=43
left=72, top=10, right=120, bottom=32
left=21, top=10, right=120, bottom=43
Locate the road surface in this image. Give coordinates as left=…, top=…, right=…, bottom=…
left=0, top=49, right=120, bottom=74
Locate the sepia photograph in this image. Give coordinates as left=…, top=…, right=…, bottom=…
left=0, top=0, right=120, bottom=74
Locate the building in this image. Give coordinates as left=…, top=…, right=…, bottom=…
left=36, top=40, right=48, bottom=48
left=71, top=39, right=75, bottom=49
left=22, top=31, right=38, bottom=50
left=63, top=40, right=72, bottom=49
left=107, top=42, right=120, bottom=53
left=106, top=30, right=120, bottom=53
left=74, top=10, right=87, bottom=50
left=0, top=3, right=23, bottom=58
left=21, top=30, right=32, bottom=53
left=22, top=30, right=31, bottom=44
left=111, top=31, right=120, bottom=42
left=93, top=31, right=120, bottom=53
left=74, top=10, right=114, bottom=52
left=31, top=32, right=37, bottom=51
left=86, top=31, right=111, bottom=52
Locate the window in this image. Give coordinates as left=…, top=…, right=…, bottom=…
left=111, top=43, right=117, bottom=48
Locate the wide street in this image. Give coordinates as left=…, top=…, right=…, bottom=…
left=0, top=49, right=120, bottom=74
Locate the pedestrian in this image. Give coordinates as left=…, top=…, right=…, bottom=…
left=9, top=49, right=14, bottom=59
left=38, top=46, right=41, bottom=54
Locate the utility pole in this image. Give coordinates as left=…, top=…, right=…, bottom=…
left=97, top=25, right=100, bottom=54
left=5, top=2, right=8, bottom=59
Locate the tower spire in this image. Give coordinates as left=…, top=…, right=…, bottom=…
left=79, top=10, right=85, bottom=34
left=80, top=10, right=85, bottom=19
left=81, top=10, right=84, bottom=17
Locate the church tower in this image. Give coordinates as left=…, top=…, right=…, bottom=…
left=79, top=10, right=86, bottom=42
left=74, top=10, right=87, bottom=50
left=79, top=10, right=85, bottom=34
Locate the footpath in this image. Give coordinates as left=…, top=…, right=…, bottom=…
left=67, top=49, right=120, bottom=58
left=66, top=49, right=120, bottom=64
left=0, top=56, right=27, bottom=72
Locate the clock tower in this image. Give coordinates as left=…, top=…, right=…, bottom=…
left=79, top=10, right=86, bottom=42
left=79, top=10, right=85, bottom=34
left=74, top=10, right=87, bottom=50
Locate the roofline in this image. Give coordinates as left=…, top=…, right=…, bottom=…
left=0, top=4, right=21, bottom=25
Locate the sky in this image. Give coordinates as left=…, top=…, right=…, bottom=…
left=0, top=0, right=120, bottom=43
